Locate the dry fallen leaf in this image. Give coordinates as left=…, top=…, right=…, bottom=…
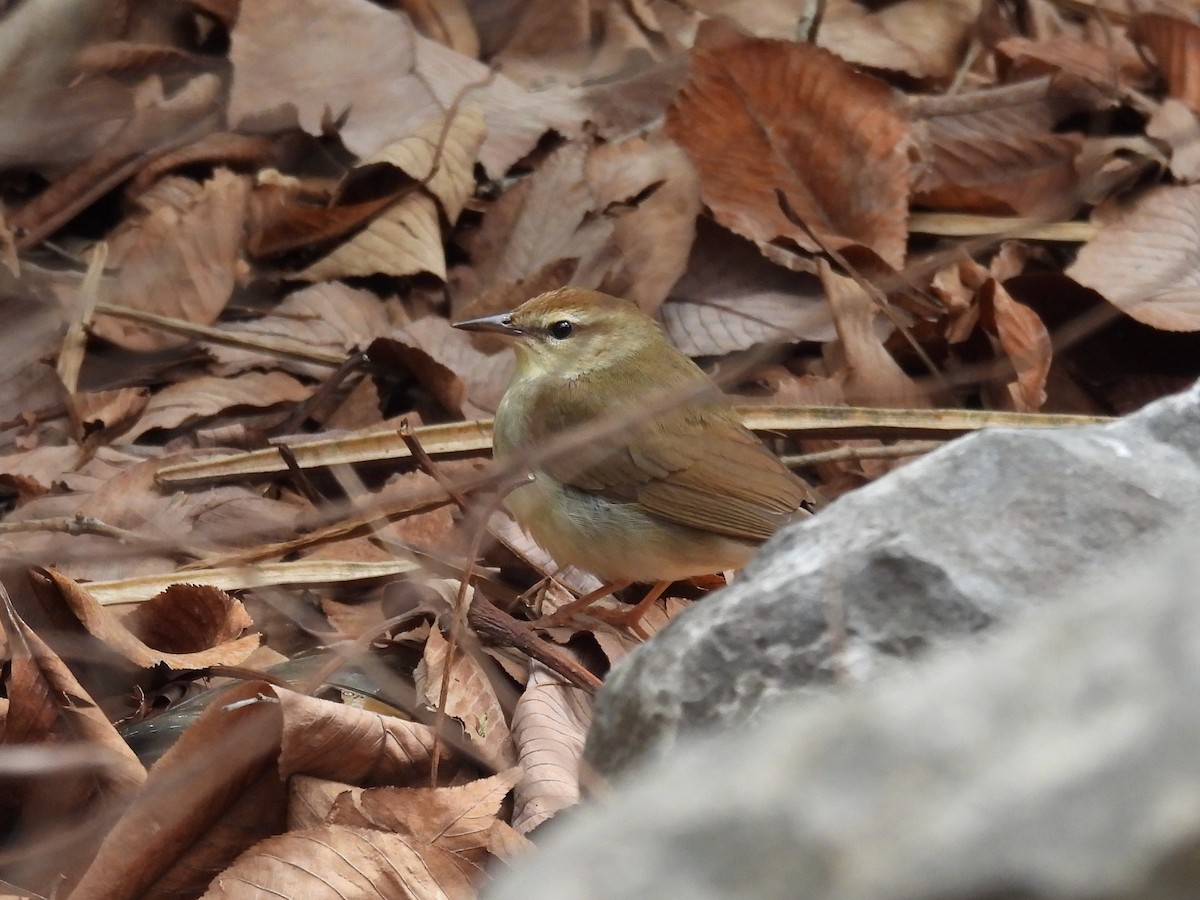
left=1067, top=185, right=1200, bottom=331
left=301, top=107, right=487, bottom=282
left=29, top=569, right=261, bottom=671
left=510, top=661, right=593, bottom=833
left=415, top=625, right=514, bottom=768
left=668, top=19, right=911, bottom=267
left=200, top=825, right=478, bottom=899
left=91, top=170, right=250, bottom=352
left=124, top=372, right=312, bottom=441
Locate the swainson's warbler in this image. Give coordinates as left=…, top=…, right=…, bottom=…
left=454, top=288, right=816, bottom=626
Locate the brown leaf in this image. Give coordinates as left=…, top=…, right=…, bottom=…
left=1134, top=13, right=1200, bottom=115
left=67, top=388, right=150, bottom=444
left=667, top=20, right=911, bottom=267
left=68, top=681, right=286, bottom=900
left=819, top=260, right=926, bottom=407
left=124, top=371, right=312, bottom=441
left=0, top=583, right=145, bottom=889
left=1066, top=185, right=1200, bottom=331
left=300, top=107, right=487, bottom=282
left=592, top=597, right=691, bottom=667
left=274, top=689, right=446, bottom=786
left=90, top=169, right=249, bottom=351
left=980, top=279, right=1052, bottom=411
left=510, top=662, right=592, bottom=833
left=229, top=0, right=580, bottom=176
left=585, top=130, right=701, bottom=313
left=462, top=141, right=612, bottom=296
left=326, top=768, right=522, bottom=856
left=818, top=0, right=980, bottom=81
left=909, top=79, right=1085, bottom=219
left=72, top=681, right=462, bottom=899
left=370, top=317, right=514, bottom=417
left=660, top=220, right=834, bottom=356
left=996, top=32, right=1151, bottom=93
left=414, top=626, right=513, bottom=768
left=198, top=825, right=478, bottom=899
left=207, top=282, right=397, bottom=379
left=29, top=569, right=261, bottom=671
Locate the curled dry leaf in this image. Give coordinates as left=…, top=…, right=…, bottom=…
left=996, top=32, right=1151, bottom=94
left=414, top=625, right=514, bottom=768
left=199, top=825, right=477, bottom=900
left=0, top=584, right=145, bottom=891
left=301, top=107, right=487, bottom=282
left=1066, top=185, right=1200, bottom=331
left=69, top=682, right=288, bottom=900
left=91, top=169, right=250, bottom=351
left=124, top=371, right=312, bottom=441
left=667, top=20, right=911, bottom=267
left=29, top=568, right=260, bottom=671
left=72, top=680, right=461, bottom=899
left=372, top=315, right=515, bottom=417
left=592, top=596, right=691, bottom=666
left=980, top=279, right=1052, bottom=412
left=67, top=387, right=151, bottom=443
left=510, top=661, right=593, bottom=833
left=273, top=688, right=447, bottom=786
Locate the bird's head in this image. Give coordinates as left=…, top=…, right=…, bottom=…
left=453, top=288, right=665, bottom=381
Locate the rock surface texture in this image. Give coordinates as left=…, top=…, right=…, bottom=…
left=490, top=531, right=1200, bottom=899
left=583, top=383, right=1200, bottom=777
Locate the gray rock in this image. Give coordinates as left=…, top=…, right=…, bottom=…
left=490, top=532, right=1200, bottom=900
left=585, top=383, right=1200, bottom=777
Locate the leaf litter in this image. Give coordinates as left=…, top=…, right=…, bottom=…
left=0, top=0, right=1198, bottom=896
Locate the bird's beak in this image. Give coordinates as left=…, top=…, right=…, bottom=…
left=452, top=311, right=523, bottom=336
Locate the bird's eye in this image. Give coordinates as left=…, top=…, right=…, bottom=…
left=549, top=320, right=573, bottom=339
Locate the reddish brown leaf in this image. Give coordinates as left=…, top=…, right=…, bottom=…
left=909, top=79, right=1085, bottom=219
left=667, top=20, right=911, bottom=267
left=819, top=260, right=926, bottom=408
left=980, top=279, right=1052, bottom=411
left=0, top=582, right=145, bottom=886
left=1134, top=13, right=1200, bottom=115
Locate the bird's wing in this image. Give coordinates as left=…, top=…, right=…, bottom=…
left=544, top=408, right=814, bottom=543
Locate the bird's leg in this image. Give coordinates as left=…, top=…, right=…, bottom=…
left=516, top=576, right=552, bottom=617
left=534, top=580, right=631, bottom=627
left=614, top=580, right=670, bottom=634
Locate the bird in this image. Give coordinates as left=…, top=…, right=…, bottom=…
left=453, top=287, right=816, bottom=628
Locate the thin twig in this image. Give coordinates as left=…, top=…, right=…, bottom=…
left=781, top=440, right=940, bottom=468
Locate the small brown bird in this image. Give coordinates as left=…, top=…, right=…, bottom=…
left=454, top=288, right=816, bottom=626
